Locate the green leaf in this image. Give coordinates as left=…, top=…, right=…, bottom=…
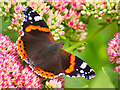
left=64, top=77, right=88, bottom=88
left=98, top=22, right=107, bottom=26
left=80, top=16, right=89, bottom=24
left=0, top=17, right=19, bottom=43
left=43, top=13, right=49, bottom=22
left=102, top=66, right=118, bottom=88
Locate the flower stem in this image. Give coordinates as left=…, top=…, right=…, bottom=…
left=65, top=23, right=109, bottom=51
left=83, top=24, right=109, bottom=42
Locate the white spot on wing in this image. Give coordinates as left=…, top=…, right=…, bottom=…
left=89, top=76, right=91, bottom=79
left=76, top=73, right=80, bottom=77
left=29, top=11, right=31, bottom=14
left=28, top=17, right=32, bottom=20
left=81, top=74, right=85, bottom=77
left=76, top=69, right=78, bottom=71
left=80, top=70, right=84, bottom=73
left=58, top=73, right=64, bottom=76
left=66, top=75, right=70, bottom=77
left=32, top=10, right=35, bottom=12
left=72, top=76, right=75, bottom=78
left=34, top=16, right=42, bottom=21
left=90, top=69, right=93, bottom=72
left=25, top=15, right=28, bottom=18
left=80, top=62, right=87, bottom=69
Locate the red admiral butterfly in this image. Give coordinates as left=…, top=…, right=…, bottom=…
left=17, top=6, right=95, bottom=79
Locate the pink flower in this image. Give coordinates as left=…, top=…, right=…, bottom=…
left=71, top=2, right=76, bottom=8
left=46, top=75, right=65, bottom=88
left=69, top=21, right=74, bottom=26
left=45, top=6, right=50, bottom=13
left=0, top=34, right=43, bottom=88
left=19, top=30, right=23, bottom=35
left=76, top=25, right=79, bottom=29
left=12, top=19, right=18, bottom=25
left=16, top=14, right=21, bottom=20
left=55, top=10, right=60, bottom=16
left=21, top=17, right=24, bottom=21
left=3, top=12, right=6, bottom=16
left=115, top=66, right=120, bottom=74
left=0, top=34, right=20, bottom=89
left=13, top=27, right=17, bottom=31
left=65, top=13, right=70, bottom=19
left=99, top=11, right=105, bottom=16
left=12, top=0, right=16, bottom=5
left=80, top=25, right=87, bottom=30
left=59, top=31, right=65, bottom=35
left=12, top=66, right=43, bottom=88
left=56, top=21, right=61, bottom=26
left=61, top=7, right=65, bottom=12
left=107, top=32, right=120, bottom=78
left=103, top=2, right=107, bottom=5
left=116, top=58, right=120, bottom=64
left=5, top=8, right=9, bottom=12
left=57, top=3, right=61, bottom=7
left=1, top=2, right=4, bottom=6
left=14, top=6, right=20, bottom=13
left=8, top=26, right=12, bottom=30
left=106, top=17, right=111, bottom=23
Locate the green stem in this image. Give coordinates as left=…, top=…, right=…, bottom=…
left=83, top=23, right=109, bottom=42
left=65, top=23, right=109, bottom=51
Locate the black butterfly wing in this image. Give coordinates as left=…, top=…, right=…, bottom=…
left=60, top=50, right=95, bottom=79
left=17, top=6, right=63, bottom=78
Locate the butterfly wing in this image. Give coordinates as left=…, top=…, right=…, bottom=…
left=22, top=6, right=54, bottom=41
left=17, top=6, right=54, bottom=60
left=17, top=6, right=63, bottom=78
left=60, top=50, right=95, bottom=79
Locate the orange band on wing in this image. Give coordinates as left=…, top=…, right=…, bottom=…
left=17, top=37, right=57, bottom=78
left=17, top=37, right=28, bottom=60
left=25, top=25, right=50, bottom=32
left=65, top=54, right=76, bottom=73
left=34, top=67, right=58, bottom=78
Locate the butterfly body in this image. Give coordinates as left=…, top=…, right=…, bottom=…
left=17, top=6, right=95, bottom=79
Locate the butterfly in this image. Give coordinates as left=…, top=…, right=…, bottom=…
left=17, top=6, right=95, bottom=79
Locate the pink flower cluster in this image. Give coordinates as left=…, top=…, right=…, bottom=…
left=48, top=0, right=88, bottom=43
left=47, top=10, right=65, bottom=40
left=12, top=66, right=42, bottom=88
left=4, top=1, right=25, bottom=33
left=49, top=0, right=68, bottom=12
left=107, top=33, right=120, bottom=79
left=49, top=0, right=87, bottom=30
left=46, top=75, right=65, bottom=88
left=0, top=34, right=43, bottom=88
left=67, top=9, right=87, bottom=30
